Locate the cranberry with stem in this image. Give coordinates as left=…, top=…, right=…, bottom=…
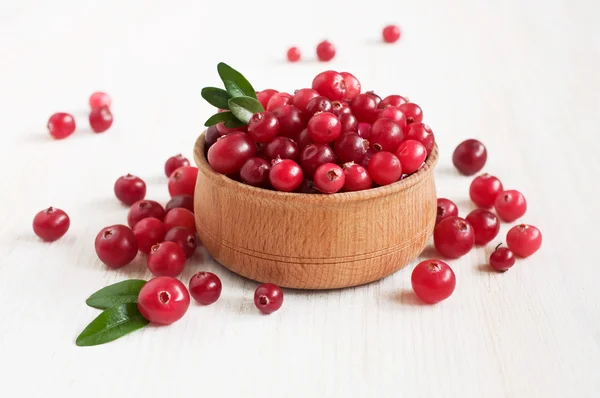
left=128, top=200, right=165, bottom=227
left=489, top=243, right=516, bottom=272
left=247, top=111, right=280, bottom=143
left=343, top=162, right=372, bottom=191
left=287, top=47, right=301, bottom=62
left=165, top=154, right=190, bottom=177
left=369, top=118, right=404, bottom=152
left=300, top=144, right=336, bottom=178
left=331, top=101, right=351, bottom=117
left=316, top=40, right=336, bottom=62
left=395, top=140, right=427, bottom=174
left=506, top=224, right=542, bottom=258
left=165, top=195, right=194, bottom=213
left=264, top=137, right=299, bottom=161
left=334, top=132, right=368, bottom=164
left=436, top=198, right=458, bottom=225
left=133, top=217, right=166, bottom=254
left=33, top=207, right=70, bottom=242
left=254, top=283, right=284, bottom=314
left=240, top=157, right=271, bottom=187
left=168, top=166, right=198, bottom=197
left=189, top=272, right=222, bottom=305
left=95, top=225, right=138, bottom=268
left=465, top=209, right=500, bottom=245
left=312, top=70, right=346, bottom=101
left=114, top=174, right=146, bottom=205
left=469, top=174, right=504, bottom=208
left=494, top=190, right=527, bottom=222
left=208, top=133, right=256, bottom=175
left=411, top=260, right=456, bottom=304
left=164, top=208, right=196, bottom=233
left=314, top=163, right=345, bottom=194
left=47, top=113, right=76, bottom=139
left=89, top=107, right=113, bottom=133
left=307, top=112, right=342, bottom=144
left=433, top=216, right=475, bottom=258
left=147, top=242, right=186, bottom=277
left=398, top=103, right=423, bottom=124
left=269, top=159, right=303, bottom=192
left=452, top=139, right=487, bottom=176
left=368, top=151, right=402, bottom=185
left=165, top=226, right=198, bottom=259
left=138, top=276, right=190, bottom=325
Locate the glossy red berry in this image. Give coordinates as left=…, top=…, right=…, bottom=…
left=208, top=132, right=257, bottom=174
left=296, top=128, right=313, bottom=149
left=127, top=200, right=165, bottom=227
left=379, top=95, right=407, bottom=108
left=411, top=260, right=455, bottom=304
left=165, top=226, right=198, bottom=258
left=266, top=92, right=293, bottom=111
left=307, top=112, right=341, bottom=144
left=469, top=174, right=503, bottom=208
left=316, top=40, right=336, bottom=62
left=312, top=71, right=346, bottom=101
left=287, top=47, right=301, bottom=62
left=300, top=144, right=336, bottom=177
left=305, top=96, right=333, bottom=119
left=343, top=163, right=372, bottom=191
left=95, top=225, right=138, bottom=268
left=216, top=121, right=245, bottom=136
left=360, top=148, right=375, bottom=168
left=247, top=111, right=280, bottom=143
left=257, top=89, right=278, bottom=110
left=164, top=154, right=190, bottom=177
left=264, top=136, right=299, bottom=161
left=114, top=174, right=146, bottom=205
left=47, top=113, right=76, bottom=139
left=382, top=25, right=401, bottom=43
left=339, top=113, right=358, bottom=133
left=138, top=276, right=190, bottom=325
left=205, top=125, right=220, bottom=148
left=292, top=88, right=320, bottom=112
left=165, top=195, right=194, bottom=213
left=357, top=122, right=372, bottom=139
left=350, top=93, right=379, bottom=123
left=147, top=242, right=186, bottom=277
left=33, top=207, right=70, bottom=242
left=405, top=123, right=435, bottom=154
left=465, top=209, right=500, bottom=245
left=334, top=132, right=368, bottom=164
left=331, top=101, right=351, bottom=117
left=398, top=103, right=423, bottom=124
left=489, top=244, right=516, bottom=272
left=269, top=159, right=303, bottom=192
left=340, top=72, right=361, bottom=100
left=314, top=163, right=345, bottom=194
left=240, top=157, right=271, bottom=187
left=494, top=190, right=527, bottom=222
left=89, top=107, right=113, bottom=133
left=452, top=139, right=487, bottom=176
left=436, top=198, right=458, bottom=225
left=164, top=208, right=196, bottom=233
left=89, top=91, right=111, bottom=109
left=189, top=272, right=222, bottom=305
left=254, top=283, right=284, bottom=314
left=133, top=217, right=166, bottom=253
left=377, top=106, right=407, bottom=129
left=272, top=105, right=304, bottom=138
left=168, top=166, right=198, bottom=197
left=367, top=151, right=402, bottom=185
left=506, top=224, right=542, bottom=258
left=365, top=91, right=382, bottom=107
left=395, top=140, right=427, bottom=174
left=433, top=216, right=475, bottom=258
left=369, top=118, right=404, bottom=152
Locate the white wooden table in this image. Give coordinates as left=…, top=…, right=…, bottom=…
left=1, top=0, right=599, bottom=396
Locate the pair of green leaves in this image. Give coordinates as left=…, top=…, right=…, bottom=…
left=76, top=279, right=149, bottom=347
left=202, top=63, right=264, bottom=127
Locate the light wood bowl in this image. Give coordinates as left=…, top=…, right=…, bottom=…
left=193, top=132, right=438, bottom=289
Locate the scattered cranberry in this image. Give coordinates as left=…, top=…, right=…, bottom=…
left=339, top=113, right=358, bottom=133
left=369, top=118, right=404, bottom=152
left=89, top=107, right=113, bottom=133
left=307, top=112, right=342, bottom=144
left=452, top=139, right=487, bottom=176
left=272, top=105, right=305, bottom=138
left=433, top=216, right=475, bottom=258
left=312, top=71, right=346, bottom=101
left=114, top=174, right=146, bottom=205
left=495, top=190, right=527, bottom=222
left=205, top=125, right=220, bottom=148
left=340, top=72, right=361, bottom=100
left=379, top=95, right=407, bottom=108
left=95, top=225, right=138, bottom=268
left=133, top=217, right=166, bottom=253
left=168, top=166, right=199, bottom=197
left=189, top=272, right=222, bottom=305
left=147, top=242, right=186, bottom=277
left=32, top=207, right=70, bottom=242
left=89, top=91, right=111, bottom=109
left=257, top=89, right=279, bottom=110
left=436, top=198, right=458, bottom=225
left=165, top=195, right=194, bottom=213
left=405, top=123, right=435, bottom=154
left=350, top=93, right=379, bottom=123
left=395, top=140, right=427, bottom=174
left=343, top=163, right=372, bottom=191
left=127, top=200, right=165, bottom=227
left=247, top=111, right=280, bottom=143
left=266, top=92, right=293, bottom=111
left=334, top=132, right=368, bottom=164
left=300, top=144, right=336, bottom=177
left=269, top=159, right=304, bottom=192
left=254, top=283, right=284, bottom=314
left=292, top=88, right=320, bottom=112
left=411, top=260, right=455, bottom=304
left=47, top=113, right=76, bottom=139
left=296, top=128, right=313, bottom=149
left=378, top=106, right=408, bottom=129
left=506, top=224, right=542, bottom=258
left=165, top=154, right=190, bottom=177
left=164, top=208, right=196, bottom=233
left=240, top=157, right=271, bottom=187
left=287, top=47, right=301, bottom=62
left=138, top=276, right=190, bottom=325
left=164, top=226, right=197, bottom=258
left=208, top=133, right=257, bottom=175
left=465, top=209, right=500, bottom=245
left=357, top=122, right=372, bottom=139
left=314, top=163, right=345, bottom=194
left=469, top=174, right=503, bottom=208
left=264, top=136, right=299, bottom=161
left=398, top=103, right=422, bottom=124
left=382, top=25, right=401, bottom=43
left=489, top=244, right=516, bottom=272
left=316, top=40, right=336, bottom=62
left=305, top=96, right=333, bottom=119
left=368, top=151, right=402, bottom=185
left=216, top=121, right=245, bottom=136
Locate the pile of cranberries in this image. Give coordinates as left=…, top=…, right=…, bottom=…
left=206, top=70, right=433, bottom=194
left=47, top=91, right=114, bottom=139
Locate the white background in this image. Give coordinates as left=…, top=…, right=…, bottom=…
left=1, top=0, right=599, bottom=397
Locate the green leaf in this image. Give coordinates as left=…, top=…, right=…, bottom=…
left=228, top=96, right=264, bottom=124
left=86, top=279, right=147, bottom=310
left=217, top=62, right=257, bottom=99
left=76, top=303, right=149, bottom=347
left=204, top=111, right=237, bottom=127
left=224, top=119, right=245, bottom=128
left=201, top=87, right=231, bottom=110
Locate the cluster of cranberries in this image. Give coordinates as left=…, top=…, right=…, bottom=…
left=206, top=70, right=433, bottom=194
left=47, top=92, right=114, bottom=139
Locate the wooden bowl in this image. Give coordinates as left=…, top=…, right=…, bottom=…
left=193, top=133, right=438, bottom=289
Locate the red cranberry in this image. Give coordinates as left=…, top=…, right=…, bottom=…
left=89, top=91, right=111, bottom=109
left=405, top=123, right=435, bottom=154
left=147, top=242, right=186, bottom=277
left=316, top=40, right=336, bottom=62
left=138, top=276, right=190, bottom=325
left=165, top=154, right=190, bottom=177
left=489, top=244, right=516, bottom=272
left=208, top=133, right=256, bottom=175
left=95, top=225, right=138, bottom=268
left=264, top=137, right=299, bottom=161
left=314, top=163, right=345, bottom=194
left=205, top=125, right=220, bottom=148
left=465, top=209, right=500, bottom=245
left=368, top=151, right=402, bottom=185
left=287, top=47, right=301, bottom=62
left=378, top=106, right=407, bottom=129
left=189, top=272, right=222, bottom=305
left=47, top=113, right=76, bottom=139
left=240, top=157, right=271, bottom=187
left=494, top=190, right=527, bottom=222
left=350, top=93, right=379, bottom=123
left=382, top=25, right=401, bottom=43
left=343, top=163, right=372, bottom=191
left=272, top=105, right=304, bottom=138
left=365, top=91, right=382, bottom=107
left=379, top=95, right=407, bottom=108
left=433, top=217, right=475, bottom=258
left=469, top=174, right=503, bottom=208
left=257, top=89, right=278, bottom=110
left=331, top=101, right=351, bottom=117
left=307, top=112, right=341, bottom=144
left=292, top=88, right=320, bottom=111
left=296, top=179, right=318, bottom=194
left=165, top=226, right=197, bottom=258
left=305, top=96, right=333, bottom=119
left=334, top=132, right=368, bottom=164
left=360, top=148, right=376, bottom=168
left=312, top=71, right=346, bottom=101
left=266, top=92, right=293, bottom=111
left=128, top=200, right=165, bottom=227
left=254, top=283, right=283, bottom=314
left=357, top=122, right=372, bottom=139
left=168, top=166, right=199, bottom=197
left=339, top=113, right=358, bottom=132
left=216, top=121, right=245, bottom=136
left=114, top=174, right=146, bottom=205
left=89, top=107, right=113, bottom=133
left=296, top=128, right=313, bottom=149
left=395, top=140, right=427, bottom=174
left=369, top=119, right=404, bottom=152
left=398, top=103, right=423, bottom=124
left=164, top=208, right=196, bottom=233
left=506, top=224, right=542, bottom=258
left=269, top=159, right=303, bottom=192
left=32, top=207, right=70, bottom=242
left=133, top=217, right=166, bottom=253
left=247, top=111, right=280, bottom=143
left=300, top=144, right=336, bottom=177
left=340, top=72, right=361, bottom=100
left=411, top=260, right=455, bottom=304
left=452, top=139, right=487, bottom=176
left=165, top=195, right=194, bottom=213
left=436, top=198, right=458, bottom=225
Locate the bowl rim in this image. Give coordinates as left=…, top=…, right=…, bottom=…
left=194, top=131, right=438, bottom=203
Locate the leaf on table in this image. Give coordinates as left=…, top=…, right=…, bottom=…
left=86, top=279, right=147, bottom=310
left=76, top=303, right=149, bottom=347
